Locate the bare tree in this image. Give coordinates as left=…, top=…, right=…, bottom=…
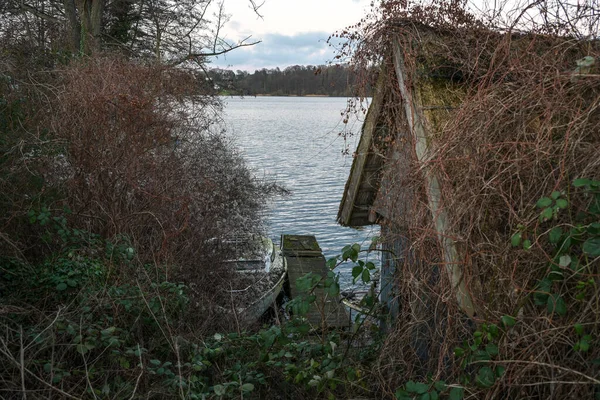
left=3, top=0, right=262, bottom=59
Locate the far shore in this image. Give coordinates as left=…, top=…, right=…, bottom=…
left=219, top=93, right=351, bottom=98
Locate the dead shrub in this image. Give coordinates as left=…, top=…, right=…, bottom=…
left=37, top=56, right=279, bottom=311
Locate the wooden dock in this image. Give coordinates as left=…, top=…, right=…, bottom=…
left=281, top=235, right=349, bottom=329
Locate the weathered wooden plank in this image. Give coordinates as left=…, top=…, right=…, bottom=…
left=392, top=38, right=476, bottom=318
left=282, top=235, right=349, bottom=329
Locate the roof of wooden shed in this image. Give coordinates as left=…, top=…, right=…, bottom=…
left=337, top=73, right=388, bottom=227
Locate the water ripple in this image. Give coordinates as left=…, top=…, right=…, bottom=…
left=222, top=96, right=379, bottom=288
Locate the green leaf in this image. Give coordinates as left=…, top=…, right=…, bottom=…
left=449, top=387, right=464, bottom=400
left=454, top=347, right=465, bottom=357
left=241, top=383, right=254, bottom=392
left=101, top=327, right=116, bottom=336
left=574, top=323, right=584, bottom=336
left=326, top=281, right=340, bottom=297
left=486, top=343, right=499, bottom=357
left=587, top=223, right=600, bottom=235
left=578, top=336, right=591, bottom=352
left=511, top=232, right=522, bottom=247
left=537, top=197, right=553, bottom=208
left=406, top=381, right=429, bottom=394
left=326, top=258, right=337, bottom=270
left=430, top=390, right=439, bottom=400
left=395, top=389, right=412, bottom=400
left=473, top=349, right=491, bottom=361
left=555, top=199, right=568, bottom=209
left=433, top=380, right=447, bottom=391
left=496, top=365, right=506, bottom=377
left=76, top=344, right=88, bottom=355
left=213, top=384, right=225, bottom=396
left=43, top=363, right=52, bottom=373
left=352, top=266, right=362, bottom=279
left=501, top=315, right=516, bottom=328
left=548, top=227, right=563, bottom=244
left=551, top=191, right=561, bottom=200
left=583, top=238, right=600, bottom=257
left=559, top=255, right=572, bottom=268
left=547, top=294, right=567, bottom=316
left=476, top=366, right=496, bottom=388
left=420, top=393, right=431, bottom=400
left=540, top=207, right=553, bottom=221
left=522, top=239, right=532, bottom=250
left=150, top=359, right=161, bottom=366
left=56, top=282, right=68, bottom=291
left=573, top=178, right=593, bottom=187
left=348, top=243, right=360, bottom=262
left=361, top=268, right=371, bottom=283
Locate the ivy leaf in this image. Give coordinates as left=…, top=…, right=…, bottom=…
left=551, top=191, right=561, bottom=200
left=56, top=282, right=68, bottom=291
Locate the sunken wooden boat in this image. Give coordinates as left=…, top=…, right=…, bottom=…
left=222, top=237, right=287, bottom=324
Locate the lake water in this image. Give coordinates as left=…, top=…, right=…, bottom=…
left=222, top=96, right=379, bottom=288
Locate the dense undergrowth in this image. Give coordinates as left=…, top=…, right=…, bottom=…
left=3, top=0, right=600, bottom=398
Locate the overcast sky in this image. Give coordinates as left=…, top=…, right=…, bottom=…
left=210, top=0, right=372, bottom=71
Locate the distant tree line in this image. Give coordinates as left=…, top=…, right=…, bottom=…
left=208, top=64, right=368, bottom=97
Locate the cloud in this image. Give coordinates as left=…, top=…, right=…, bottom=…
left=210, top=31, right=341, bottom=71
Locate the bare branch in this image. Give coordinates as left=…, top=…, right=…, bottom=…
left=15, top=1, right=61, bottom=23
left=168, top=38, right=261, bottom=67
left=249, top=0, right=264, bottom=19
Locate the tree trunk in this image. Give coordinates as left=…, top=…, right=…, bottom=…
left=63, top=0, right=81, bottom=53
left=74, top=0, right=105, bottom=54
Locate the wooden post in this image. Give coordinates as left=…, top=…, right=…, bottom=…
left=392, top=38, right=476, bottom=318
